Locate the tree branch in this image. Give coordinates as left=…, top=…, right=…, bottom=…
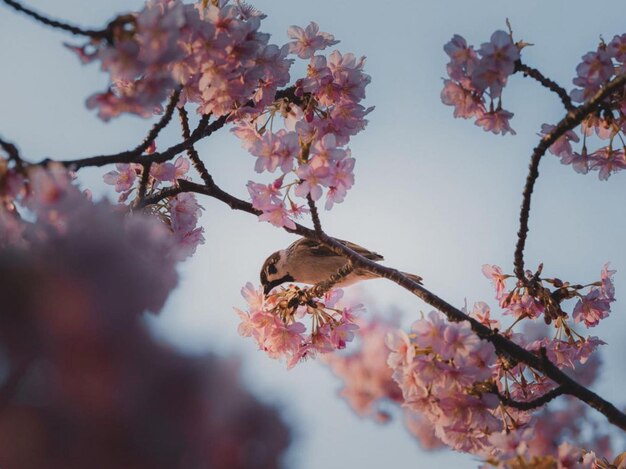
left=306, top=194, right=323, bottom=234
left=515, top=61, right=574, bottom=111
left=178, top=107, right=214, bottom=186
left=134, top=88, right=181, bottom=155
left=513, top=73, right=626, bottom=280
left=130, top=170, right=626, bottom=431
left=494, top=385, right=566, bottom=411
left=2, top=0, right=110, bottom=39
left=39, top=114, right=215, bottom=170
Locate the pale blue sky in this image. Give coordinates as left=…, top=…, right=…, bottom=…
left=2, top=1, right=626, bottom=467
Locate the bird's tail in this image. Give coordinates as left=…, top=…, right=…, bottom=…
left=400, top=271, right=423, bottom=285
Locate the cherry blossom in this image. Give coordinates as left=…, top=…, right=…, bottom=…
left=286, top=22, right=339, bottom=59
left=235, top=283, right=360, bottom=367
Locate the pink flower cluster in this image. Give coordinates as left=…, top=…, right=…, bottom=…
left=315, top=297, right=614, bottom=462
left=235, top=284, right=360, bottom=368
left=482, top=263, right=615, bottom=329
left=541, top=34, right=626, bottom=180
left=0, top=162, right=180, bottom=314
left=323, top=316, right=403, bottom=421
left=234, top=22, right=372, bottom=228
left=0, top=178, right=291, bottom=467
left=441, top=31, right=520, bottom=135
left=570, top=35, right=626, bottom=103
left=103, top=155, right=205, bottom=259
left=69, top=0, right=292, bottom=120
left=323, top=314, right=444, bottom=449
left=540, top=124, right=626, bottom=180
left=484, top=337, right=613, bottom=466
left=388, top=311, right=503, bottom=454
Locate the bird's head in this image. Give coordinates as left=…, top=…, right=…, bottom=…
left=260, top=249, right=294, bottom=295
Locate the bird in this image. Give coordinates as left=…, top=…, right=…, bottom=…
left=260, top=237, right=422, bottom=295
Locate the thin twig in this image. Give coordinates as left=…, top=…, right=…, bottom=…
left=2, top=0, right=110, bottom=39
left=494, top=385, right=565, bottom=410
left=135, top=162, right=152, bottom=204
left=178, top=107, right=214, bottom=186
left=41, top=114, right=215, bottom=170
left=306, top=194, right=323, bottom=234
left=133, top=88, right=182, bottom=155
left=515, top=61, right=574, bottom=111
left=513, top=73, right=626, bottom=280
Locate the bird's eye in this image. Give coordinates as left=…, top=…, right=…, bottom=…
left=267, top=263, right=277, bottom=275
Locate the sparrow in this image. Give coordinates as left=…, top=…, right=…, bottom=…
left=260, top=237, right=422, bottom=295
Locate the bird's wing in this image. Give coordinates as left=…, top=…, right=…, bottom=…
left=290, top=238, right=384, bottom=261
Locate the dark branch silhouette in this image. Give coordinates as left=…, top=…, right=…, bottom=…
left=513, top=74, right=626, bottom=280
left=1, top=0, right=111, bottom=39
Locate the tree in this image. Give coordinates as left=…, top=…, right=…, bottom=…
left=1, top=0, right=625, bottom=467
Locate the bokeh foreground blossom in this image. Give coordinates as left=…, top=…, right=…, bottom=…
left=0, top=164, right=291, bottom=468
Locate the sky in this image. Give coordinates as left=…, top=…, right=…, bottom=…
left=2, top=1, right=626, bottom=467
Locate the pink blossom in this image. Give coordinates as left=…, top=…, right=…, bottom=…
left=589, top=146, right=626, bottom=180
left=287, top=22, right=339, bottom=59
left=438, top=321, right=480, bottom=360
left=103, top=163, right=137, bottom=192
left=325, top=157, right=355, bottom=209
left=173, top=226, right=205, bottom=260
left=170, top=192, right=202, bottom=233
left=571, top=49, right=614, bottom=102
left=310, top=133, right=346, bottom=162
left=295, top=155, right=331, bottom=201
left=173, top=156, right=190, bottom=179
left=236, top=284, right=361, bottom=366
left=600, top=262, right=616, bottom=301
left=27, top=163, right=76, bottom=213
left=561, top=149, right=592, bottom=174
left=258, top=202, right=296, bottom=229
left=251, top=130, right=298, bottom=173
left=573, top=289, right=611, bottom=327
left=444, top=34, right=478, bottom=83
left=482, top=264, right=508, bottom=300
left=471, top=31, right=519, bottom=97
left=540, top=123, right=580, bottom=160
left=608, top=34, right=626, bottom=63
left=440, top=80, right=485, bottom=119
left=475, top=108, right=516, bottom=135
left=247, top=180, right=282, bottom=211
left=505, top=292, right=545, bottom=320
left=471, top=301, right=500, bottom=329
left=150, top=162, right=176, bottom=183
left=330, top=322, right=359, bottom=349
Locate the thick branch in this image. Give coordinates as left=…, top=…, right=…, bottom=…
left=134, top=173, right=626, bottom=430
left=2, top=0, right=110, bottom=39
left=513, top=73, right=626, bottom=280
left=515, top=61, right=574, bottom=111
